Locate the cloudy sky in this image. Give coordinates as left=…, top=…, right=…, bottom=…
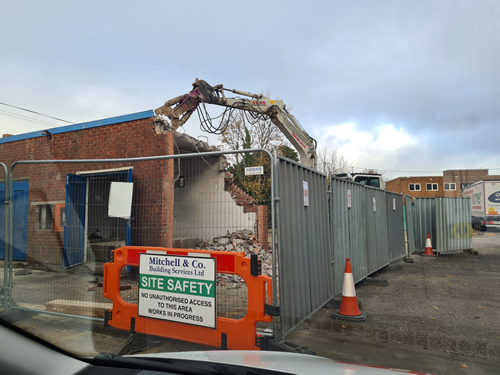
left=1, top=0, right=499, bottom=180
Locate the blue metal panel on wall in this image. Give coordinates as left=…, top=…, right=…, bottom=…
left=0, top=181, right=29, bottom=261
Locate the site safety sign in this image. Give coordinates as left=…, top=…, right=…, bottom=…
left=138, top=253, right=216, bottom=328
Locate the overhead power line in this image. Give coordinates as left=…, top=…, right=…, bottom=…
left=0, top=101, right=73, bottom=124
left=0, top=109, right=60, bottom=127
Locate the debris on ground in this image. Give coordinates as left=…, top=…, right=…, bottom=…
left=196, top=229, right=274, bottom=278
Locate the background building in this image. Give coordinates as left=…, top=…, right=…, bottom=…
left=385, top=169, right=500, bottom=197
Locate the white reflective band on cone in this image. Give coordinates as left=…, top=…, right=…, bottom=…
left=342, top=272, right=356, bottom=297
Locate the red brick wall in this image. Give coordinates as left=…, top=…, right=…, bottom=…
left=386, top=176, right=446, bottom=198
left=386, top=170, right=499, bottom=198
left=257, top=205, right=269, bottom=249
left=0, top=117, right=175, bottom=266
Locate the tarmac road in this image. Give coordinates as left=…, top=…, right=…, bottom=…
left=6, top=229, right=500, bottom=374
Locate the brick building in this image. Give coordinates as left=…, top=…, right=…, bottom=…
left=385, top=169, right=500, bottom=197
left=0, top=111, right=265, bottom=267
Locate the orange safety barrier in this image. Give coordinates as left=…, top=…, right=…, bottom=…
left=103, top=246, right=275, bottom=350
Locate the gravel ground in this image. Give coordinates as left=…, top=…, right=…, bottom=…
left=292, top=229, right=500, bottom=366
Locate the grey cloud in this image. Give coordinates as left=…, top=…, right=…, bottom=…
left=1, top=0, right=499, bottom=175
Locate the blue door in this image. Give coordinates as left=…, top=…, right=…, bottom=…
left=0, top=181, right=29, bottom=261
left=62, top=170, right=133, bottom=267
left=63, top=174, right=87, bottom=267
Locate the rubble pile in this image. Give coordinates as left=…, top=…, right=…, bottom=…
left=196, top=229, right=274, bottom=279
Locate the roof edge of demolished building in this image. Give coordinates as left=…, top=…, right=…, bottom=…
left=0, top=110, right=220, bottom=154
left=0, top=110, right=155, bottom=144
left=151, top=116, right=219, bottom=154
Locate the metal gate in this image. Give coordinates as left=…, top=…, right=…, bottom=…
left=63, top=169, right=133, bottom=267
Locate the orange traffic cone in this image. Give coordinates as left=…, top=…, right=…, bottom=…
left=423, top=233, right=434, bottom=256
left=332, top=258, right=367, bottom=321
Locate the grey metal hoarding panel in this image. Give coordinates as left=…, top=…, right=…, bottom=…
left=364, top=188, right=390, bottom=274
left=435, top=197, right=472, bottom=252
left=308, top=170, right=334, bottom=308
left=415, top=197, right=472, bottom=252
left=376, top=189, right=391, bottom=270
left=276, top=157, right=333, bottom=337
left=330, top=178, right=367, bottom=295
left=276, top=160, right=310, bottom=335
left=386, top=192, right=406, bottom=261
left=278, top=166, right=410, bottom=337
left=414, top=198, right=436, bottom=250
left=405, top=195, right=416, bottom=254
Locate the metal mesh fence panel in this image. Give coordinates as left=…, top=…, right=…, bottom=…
left=6, top=151, right=272, bottom=323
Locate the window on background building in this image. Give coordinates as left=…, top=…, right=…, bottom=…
left=461, top=183, right=471, bottom=190
left=444, top=183, right=456, bottom=191
left=426, top=183, right=439, bottom=191
left=39, top=204, right=52, bottom=230
left=409, top=183, right=421, bottom=191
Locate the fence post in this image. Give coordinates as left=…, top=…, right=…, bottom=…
left=1, top=163, right=11, bottom=311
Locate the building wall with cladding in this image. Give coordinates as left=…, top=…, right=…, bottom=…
left=386, top=169, right=500, bottom=199
left=386, top=176, right=449, bottom=198
left=0, top=113, right=176, bottom=265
